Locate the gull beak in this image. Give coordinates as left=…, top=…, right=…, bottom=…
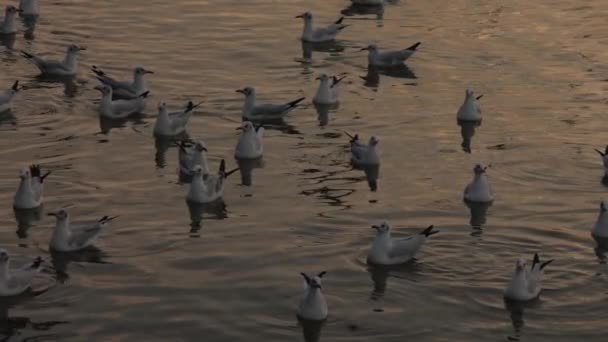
left=201, top=146, right=208, bottom=152
left=476, top=94, right=484, bottom=100
left=235, top=127, right=243, bottom=131
left=315, top=77, right=321, bottom=80
left=235, top=89, right=246, bottom=94
left=295, top=14, right=304, bottom=18
left=360, top=47, right=369, bottom=51
left=94, top=86, right=104, bottom=92
left=144, top=69, right=154, bottom=74
left=371, top=225, right=379, bottom=230
left=17, top=9, right=23, bottom=13
left=47, top=212, right=57, bottom=217
left=78, top=46, right=87, bottom=51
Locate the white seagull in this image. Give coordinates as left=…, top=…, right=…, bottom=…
left=19, top=0, right=39, bottom=17
left=0, top=250, right=43, bottom=297
left=346, top=132, right=380, bottom=167
left=0, top=5, right=20, bottom=35
left=235, top=121, right=264, bottom=160
left=463, top=163, right=494, bottom=203
left=594, top=146, right=608, bottom=180
left=153, top=99, right=201, bottom=137
left=457, top=89, right=483, bottom=122
left=367, top=221, right=438, bottom=265
left=187, top=160, right=238, bottom=204
left=504, top=253, right=553, bottom=302
left=296, top=11, right=347, bottom=43
left=91, top=65, right=153, bottom=99
left=95, top=84, right=149, bottom=119
left=21, top=44, right=86, bottom=77
left=179, top=140, right=209, bottom=177
left=592, top=200, right=608, bottom=239
left=0, top=80, right=20, bottom=112
left=48, top=208, right=117, bottom=252
left=297, top=272, right=328, bottom=321
left=13, top=165, right=50, bottom=210
left=237, top=86, right=305, bottom=121
left=313, top=74, right=346, bottom=105
left=362, top=42, right=421, bottom=67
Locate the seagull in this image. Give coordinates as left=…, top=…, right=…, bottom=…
left=297, top=272, right=328, bottom=321
left=48, top=208, right=117, bottom=252
left=0, top=81, right=20, bottom=112
left=351, top=0, right=384, bottom=5
left=153, top=99, right=201, bottom=137
left=18, top=0, right=39, bottom=17
left=179, top=140, right=209, bottom=178
left=362, top=42, right=421, bottom=67
left=464, top=163, right=494, bottom=203
left=367, top=221, right=438, bottom=265
left=235, top=121, right=264, bottom=159
left=504, top=253, right=553, bottom=302
left=0, top=5, right=20, bottom=35
left=592, top=200, right=608, bottom=239
left=313, top=74, right=346, bottom=105
left=594, top=146, right=608, bottom=180
left=457, top=89, right=483, bottom=122
left=236, top=86, right=305, bottom=122
left=91, top=65, right=153, bottom=100
left=13, top=165, right=50, bottom=210
left=296, top=12, right=347, bottom=43
left=21, top=44, right=85, bottom=77
left=186, top=160, right=238, bottom=204
left=345, top=132, right=379, bottom=166
left=0, top=250, right=43, bottom=297
left=95, top=84, right=149, bottom=119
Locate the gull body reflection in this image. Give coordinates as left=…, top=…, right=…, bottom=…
left=186, top=199, right=227, bottom=233
left=313, top=103, right=338, bottom=127
left=235, top=157, right=264, bottom=186
left=504, top=298, right=541, bottom=341
left=298, top=317, right=324, bottom=342
left=341, top=3, right=384, bottom=20
left=50, top=247, right=108, bottom=283
left=14, top=206, right=43, bottom=238
left=299, top=41, right=346, bottom=64
left=458, top=120, right=480, bottom=153
left=361, top=64, right=416, bottom=88
left=464, top=200, right=491, bottom=231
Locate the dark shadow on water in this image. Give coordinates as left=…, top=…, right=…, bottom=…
left=297, top=317, right=325, bottom=342
left=186, top=199, right=228, bottom=235
left=464, top=200, right=492, bottom=232
left=362, top=64, right=416, bottom=88
left=367, top=260, right=421, bottom=300
left=50, top=247, right=109, bottom=283
left=14, top=206, right=44, bottom=239
left=21, top=15, right=38, bottom=40
left=458, top=120, right=481, bottom=153
left=98, top=113, right=146, bottom=136
left=0, top=34, right=15, bottom=51
left=299, top=41, right=346, bottom=64
left=592, top=235, right=608, bottom=263
left=154, top=134, right=187, bottom=168
left=0, top=110, right=16, bottom=128
left=341, top=3, right=384, bottom=20
left=29, top=75, right=78, bottom=98
left=235, top=157, right=264, bottom=186
left=313, top=103, right=338, bottom=127
left=504, top=297, right=542, bottom=341
left=351, top=163, right=379, bottom=192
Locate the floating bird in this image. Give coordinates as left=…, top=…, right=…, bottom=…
left=362, top=42, right=421, bottom=67
left=0, top=5, right=20, bottom=34
left=48, top=209, right=117, bottom=252
left=504, top=253, right=553, bottom=301
left=18, top=0, right=38, bottom=17
left=464, top=163, right=494, bottom=203
left=345, top=132, right=379, bottom=167
left=0, top=81, right=20, bottom=112
left=594, top=146, right=608, bottom=182
left=179, top=140, right=209, bottom=178
left=186, top=160, right=238, bottom=204
left=91, top=65, right=153, bottom=100
left=296, top=12, right=347, bottom=43
left=95, top=84, right=149, bottom=119
left=367, top=221, right=438, bottom=265
left=313, top=74, right=346, bottom=105
left=21, top=44, right=85, bottom=77
left=592, top=200, right=608, bottom=239
left=237, top=86, right=305, bottom=122
left=153, top=99, right=201, bottom=137
left=351, top=0, right=384, bottom=5
left=0, top=250, right=43, bottom=297
left=235, top=121, right=264, bottom=159
left=13, top=165, right=50, bottom=210
left=297, top=272, right=328, bottom=321
left=457, top=89, right=483, bottom=122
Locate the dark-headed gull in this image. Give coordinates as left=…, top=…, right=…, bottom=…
left=464, top=163, right=493, bottom=203
left=313, top=74, right=346, bottom=105
left=153, top=99, right=201, bottom=137
left=13, top=165, right=50, bottom=210
left=457, top=89, right=483, bottom=122
left=0, top=250, right=43, bottom=297
left=95, top=84, right=149, bottom=119
left=179, top=140, right=209, bottom=179
left=21, top=44, right=86, bottom=77
left=237, top=86, right=305, bottom=122
left=504, top=253, right=553, bottom=301
left=48, top=208, right=117, bottom=252
left=346, top=132, right=379, bottom=167
left=235, top=121, right=264, bottom=159
left=297, top=272, right=328, bottom=321
left=362, top=42, right=421, bottom=67
left=296, top=12, right=347, bottom=43
left=186, top=160, right=238, bottom=204
left=0, top=5, right=20, bottom=34
left=367, top=221, right=438, bottom=265
left=92, top=65, right=153, bottom=100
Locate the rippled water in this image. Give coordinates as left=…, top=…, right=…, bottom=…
left=1, top=0, right=608, bottom=341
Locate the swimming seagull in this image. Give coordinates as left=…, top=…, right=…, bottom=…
left=91, top=65, right=153, bottom=100
left=19, top=0, right=39, bottom=17
left=48, top=208, right=117, bottom=252
left=235, top=121, right=264, bottom=159
left=0, top=250, right=43, bottom=297
left=296, top=12, right=347, bottom=43
left=345, top=132, right=379, bottom=167
left=21, top=44, right=86, bottom=77
left=186, top=160, right=238, bottom=204
left=367, top=221, right=438, bottom=265
left=457, top=89, right=483, bottom=122
left=504, top=253, right=553, bottom=301
left=13, top=165, right=50, bottom=210
left=95, top=84, right=149, bottom=119
left=297, top=272, right=328, bottom=321
left=313, top=74, right=346, bottom=105
left=0, top=81, right=20, bottom=112
left=153, top=99, right=201, bottom=137
left=0, top=5, right=20, bottom=34
left=361, top=42, right=421, bottom=67
left=464, top=163, right=494, bottom=203
left=236, top=86, right=305, bottom=122
left=594, top=146, right=608, bottom=181
left=179, top=140, right=209, bottom=178
left=592, top=200, right=608, bottom=239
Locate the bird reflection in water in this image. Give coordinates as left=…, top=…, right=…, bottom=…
left=504, top=298, right=542, bottom=342
left=13, top=206, right=43, bottom=238
left=31, top=75, right=78, bottom=98
left=98, top=113, right=146, bottom=136
left=592, top=235, right=608, bottom=263
left=367, top=261, right=421, bottom=301
left=0, top=33, right=15, bottom=50
left=186, top=199, right=228, bottom=235
left=313, top=103, right=339, bottom=127
left=50, top=247, right=109, bottom=283
left=297, top=316, right=325, bottom=342
left=154, top=134, right=188, bottom=168
left=458, top=120, right=480, bottom=153
left=235, top=157, right=264, bottom=186
left=340, top=3, right=384, bottom=21
left=464, top=199, right=492, bottom=234
left=361, top=64, right=416, bottom=88
left=21, top=15, right=37, bottom=40
left=299, top=41, right=346, bottom=65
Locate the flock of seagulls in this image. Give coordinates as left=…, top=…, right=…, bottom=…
left=0, top=0, right=606, bottom=333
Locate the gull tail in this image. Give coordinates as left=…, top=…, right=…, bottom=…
left=91, top=65, right=106, bottom=77
left=178, top=140, right=193, bottom=152
left=11, top=80, right=19, bottom=91
left=27, top=256, right=44, bottom=270
left=344, top=131, right=358, bottom=143
left=138, top=91, right=150, bottom=99
left=186, top=101, right=204, bottom=113
left=98, top=215, right=119, bottom=224
left=331, top=75, right=347, bottom=88
left=406, top=42, right=422, bottom=51
left=29, top=164, right=49, bottom=181
left=20, top=50, right=35, bottom=59
left=532, top=253, right=540, bottom=269
left=540, top=259, right=554, bottom=270
left=334, top=17, right=345, bottom=25
left=596, top=148, right=606, bottom=157
left=420, top=225, right=439, bottom=237
left=287, top=97, right=306, bottom=109
left=476, top=94, right=484, bottom=100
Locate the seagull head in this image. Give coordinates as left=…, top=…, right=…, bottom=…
left=0, top=250, right=9, bottom=264
left=237, top=121, right=254, bottom=133
left=94, top=84, right=112, bottom=97
left=192, top=165, right=204, bottom=176
left=67, top=44, right=85, bottom=54
left=134, top=66, right=154, bottom=76
left=194, top=141, right=208, bottom=152
left=19, top=167, right=30, bottom=180
left=295, top=11, right=312, bottom=20
left=369, top=135, right=380, bottom=146
left=236, top=86, right=255, bottom=98
left=515, top=258, right=527, bottom=272
left=316, top=73, right=329, bottom=82
left=473, top=163, right=488, bottom=175
left=5, top=5, right=21, bottom=15
left=465, top=88, right=476, bottom=99
left=600, top=200, right=608, bottom=213
left=48, top=208, right=69, bottom=221
left=300, top=271, right=326, bottom=289
left=371, top=220, right=391, bottom=234
left=157, top=99, right=168, bottom=112
left=360, top=44, right=378, bottom=52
